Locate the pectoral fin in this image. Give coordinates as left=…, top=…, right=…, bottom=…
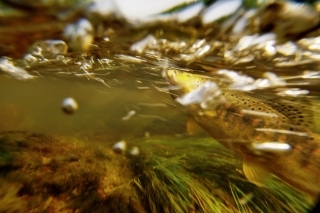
left=243, top=160, right=271, bottom=186
left=187, top=117, right=205, bottom=135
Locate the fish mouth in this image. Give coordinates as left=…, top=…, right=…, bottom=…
left=165, top=69, right=179, bottom=85
left=165, top=69, right=185, bottom=98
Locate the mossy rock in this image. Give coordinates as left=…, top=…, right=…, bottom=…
left=0, top=131, right=145, bottom=213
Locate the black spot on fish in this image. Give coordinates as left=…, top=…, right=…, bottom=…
left=267, top=97, right=314, bottom=130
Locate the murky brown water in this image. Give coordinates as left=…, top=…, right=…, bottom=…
left=0, top=64, right=188, bottom=137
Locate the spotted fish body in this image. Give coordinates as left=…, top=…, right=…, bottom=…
left=167, top=69, right=320, bottom=199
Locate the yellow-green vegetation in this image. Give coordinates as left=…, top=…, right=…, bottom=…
left=131, top=154, right=234, bottom=213
left=131, top=136, right=313, bottom=213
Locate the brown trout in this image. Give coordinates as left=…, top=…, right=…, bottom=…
left=166, top=69, right=320, bottom=200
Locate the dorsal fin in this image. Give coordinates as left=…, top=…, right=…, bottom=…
left=266, top=97, right=315, bottom=131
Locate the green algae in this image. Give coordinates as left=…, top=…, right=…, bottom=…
left=130, top=136, right=313, bottom=213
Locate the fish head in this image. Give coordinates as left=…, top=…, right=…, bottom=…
left=166, top=69, right=211, bottom=94
left=166, top=69, right=225, bottom=112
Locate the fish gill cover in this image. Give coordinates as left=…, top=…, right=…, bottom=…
left=0, top=0, right=319, bottom=212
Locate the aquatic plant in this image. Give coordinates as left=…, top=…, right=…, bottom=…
left=131, top=154, right=233, bottom=213
left=130, top=136, right=313, bottom=213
